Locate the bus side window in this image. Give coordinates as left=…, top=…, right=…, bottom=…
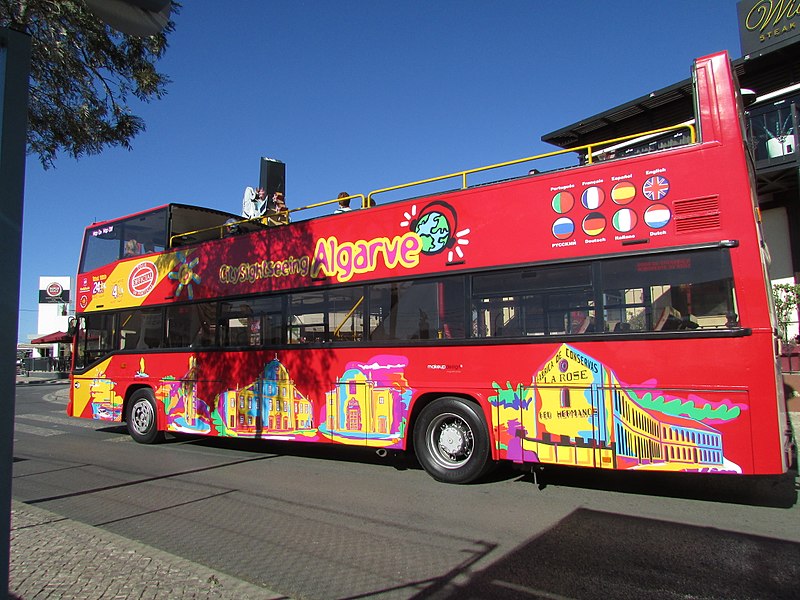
left=166, top=304, right=216, bottom=348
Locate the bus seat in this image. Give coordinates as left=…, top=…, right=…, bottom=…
left=655, top=306, right=682, bottom=331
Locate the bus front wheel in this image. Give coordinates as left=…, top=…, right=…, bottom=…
left=126, top=389, right=164, bottom=444
left=413, top=397, right=492, bottom=484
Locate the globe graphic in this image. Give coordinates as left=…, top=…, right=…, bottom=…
left=414, top=211, right=452, bottom=254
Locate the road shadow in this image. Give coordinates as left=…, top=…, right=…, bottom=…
left=410, top=508, right=800, bottom=600
left=99, top=427, right=798, bottom=506
left=510, top=461, right=798, bottom=508
left=170, top=432, right=420, bottom=473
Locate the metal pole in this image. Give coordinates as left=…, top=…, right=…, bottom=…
left=0, top=26, right=31, bottom=596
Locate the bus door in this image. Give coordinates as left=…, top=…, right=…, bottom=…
left=71, top=314, right=123, bottom=421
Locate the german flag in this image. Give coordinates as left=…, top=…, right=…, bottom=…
left=582, top=212, right=606, bottom=236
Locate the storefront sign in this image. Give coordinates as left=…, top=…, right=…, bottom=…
left=738, top=0, right=800, bottom=56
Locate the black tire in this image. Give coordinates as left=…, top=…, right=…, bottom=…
left=126, top=389, right=164, bottom=444
left=413, top=397, right=493, bottom=484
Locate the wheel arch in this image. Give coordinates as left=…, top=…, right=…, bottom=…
left=407, top=391, right=497, bottom=460
left=123, top=384, right=164, bottom=430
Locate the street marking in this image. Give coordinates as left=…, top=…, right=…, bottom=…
left=18, top=413, right=100, bottom=429
left=42, top=392, right=67, bottom=405
left=13, top=422, right=65, bottom=437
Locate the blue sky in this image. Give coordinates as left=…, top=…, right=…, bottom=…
left=18, top=0, right=743, bottom=342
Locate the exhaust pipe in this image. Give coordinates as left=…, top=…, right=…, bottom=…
left=375, top=448, right=388, bottom=458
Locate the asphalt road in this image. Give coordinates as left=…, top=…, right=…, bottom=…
left=12, top=383, right=800, bottom=599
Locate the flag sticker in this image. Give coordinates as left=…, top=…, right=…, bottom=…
left=581, top=186, right=605, bottom=209
left=611, top=181, right=636, bottom=205
left=644, top=204, right=671, bottom=229
left=552, top=217, right=575, bottom=240
left=582, top=212, right=606, bottom=236
left=643, top=176, right=670, bottom=201
left=551, top=191, right=575, bottom=214
left=612, top=208, right=637, bottom=232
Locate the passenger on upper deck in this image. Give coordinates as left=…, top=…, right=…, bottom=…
left=272, top=191, right=287, bottom=212
left=242, top=186, right=268, bottom=219
left=124, top=239, right=144, bottom=257
left=334, top=192, right=352, bottom=214
left=223, top=218, right=241, bottom=237
left=264, top=191, right=290, bottom=225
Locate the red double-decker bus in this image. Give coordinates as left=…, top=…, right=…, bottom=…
left=67, top=51, right=793, bottom=483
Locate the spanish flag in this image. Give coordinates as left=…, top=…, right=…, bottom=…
left=611, top=182, right=636, bottom=205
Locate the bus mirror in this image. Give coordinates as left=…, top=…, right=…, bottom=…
left=67, top=317, right=77, bottom=337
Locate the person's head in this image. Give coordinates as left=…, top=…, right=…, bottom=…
left=255, top=187, right=266, bottom=199
left=337, top=192, right=351, bottom=208
left=124, top=239, right=139, bottom=256
left=273, top=191, right=286, bottom=210
left=224, top=218, right=240, bottom=236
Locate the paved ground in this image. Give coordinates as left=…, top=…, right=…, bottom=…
left=8, top=371, right=800, bottom=599
left=10, top=373, right=286, bottom=599
left=10, top=501, right=286, bottom=600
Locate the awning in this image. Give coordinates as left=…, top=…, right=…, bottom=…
left=30, top=331, right=71, bottom=344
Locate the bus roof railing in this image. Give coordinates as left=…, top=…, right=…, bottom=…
left=364, top=123, right=695, bottom=206
left=168, top=123, right=695, bottom=248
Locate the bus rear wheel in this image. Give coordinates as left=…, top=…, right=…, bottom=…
left=126, top=389, right=164, bottom=444
left=413, top=397, right=492, bottom=484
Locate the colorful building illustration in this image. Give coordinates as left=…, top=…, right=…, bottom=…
left=320, top=355, right=412, bottom=445
left=496, top=344, right=739, bottom=473
left=216, top=357, right=314, bottom=436
left=325, top=371, right=393, bottom=435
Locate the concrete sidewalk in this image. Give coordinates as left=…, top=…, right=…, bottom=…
left=15, top=370, right=70, bottom=386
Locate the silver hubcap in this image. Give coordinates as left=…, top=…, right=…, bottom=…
left=131, top=400, right=154, bottom=435
left=427, top=412, right=474, bottom=469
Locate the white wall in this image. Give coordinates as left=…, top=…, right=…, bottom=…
left=36, top=276, right=71, bottom=335
left=762, top=207, right=798, bottom=339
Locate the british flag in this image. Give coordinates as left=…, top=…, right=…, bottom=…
left=643, top=175, right=670, bottom=201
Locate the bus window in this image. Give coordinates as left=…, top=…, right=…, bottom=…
left=76, top=313, right=116, bottom=369
left=330, top=287, right=365, bottom=342
left=166, top=303, right=216, bottom=348
left=118, top=308, right=163, bottom=350
left=80, top=208, right=168, bottom=273
left=472, top=264, right=592, bottom=337
left=289, top=291, right=328, bottom=344
left=81, top=226, right=122, bottom=273
left=220, top=297, right=282, bottom=347
left=601, top=248, right=737, bottom=331
left=369, top=278, right=464, bottom=341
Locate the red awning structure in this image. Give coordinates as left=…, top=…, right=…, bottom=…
left=30, top=331, right=71, bottom=344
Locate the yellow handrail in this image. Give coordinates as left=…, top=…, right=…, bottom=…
left=333, top=296, right=365, bottom=337
left=168, top=122, right=695, bottom=248
left=291, top=193, right=367, bottom=213
left=366, top=123, right=696, bottom=205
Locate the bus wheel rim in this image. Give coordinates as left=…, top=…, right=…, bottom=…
left=132, top=401, right=153, bottom=435
left=427, top=412, right=474, bottom=470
